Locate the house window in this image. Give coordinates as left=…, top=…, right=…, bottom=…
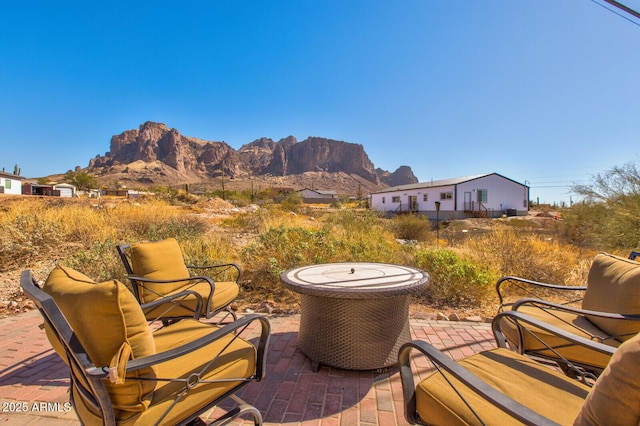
left=423, top=194, right=428, bottom=202
left=5, top=179, right=10, bottom=189
left=382, top=197, right=385, bottom=204
left=477, top=189, right=487, bottom=203
left=440, top=192, right=452, bottom=200
left=392, top=196, right=400, bottom=203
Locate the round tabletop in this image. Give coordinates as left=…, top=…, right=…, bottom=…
left=280, top=262, right=428, bottom=299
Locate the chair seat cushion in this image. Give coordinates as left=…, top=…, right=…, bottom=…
left=43, top=266, right=156, bottom=413
left=582, top=252, right=640, bottom=341
left=73, top=319, right=258, bottom=425
left=416, top=348, right=590, bottom=426
left=501, top=304, right=619, bottom=370
left=143, top=280, right=239, bottom=319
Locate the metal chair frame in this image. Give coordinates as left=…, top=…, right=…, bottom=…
left=399, top=311, right=616, bottom=425
left=21, top=270, right=270, bottom=426
left=117, top=243, right=241, bottom=322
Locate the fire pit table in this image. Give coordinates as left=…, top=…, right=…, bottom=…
left=280, top=262, right=428, bottom=371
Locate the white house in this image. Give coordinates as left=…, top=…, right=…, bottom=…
left=0, top=171, right=24, bottom=195
left=370, top=173, right=529, bottom=219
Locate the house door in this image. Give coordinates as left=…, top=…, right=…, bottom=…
left=464, top=192, right=472, bottom=211
left=409, top=195, right=418, bottom=211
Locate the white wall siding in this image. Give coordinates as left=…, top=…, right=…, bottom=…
left=0, top=177, right=22, bottom=195
left=370, top=173, right=528, bottom=218
left=456, top=175, right=528, bottom=214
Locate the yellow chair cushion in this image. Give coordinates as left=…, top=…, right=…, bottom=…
left=582, top=252, right=640, bottom=341
left=502, top=304, right=620, bottom=370
left=43, top=265, right=156, bottom=413
left=574, top=332, right=640, bottom=426
left=129, top=238, right=191, bottom=303
left=416, top=348, right=590, bottom=426
left=70, top=319, right=257, bottom=425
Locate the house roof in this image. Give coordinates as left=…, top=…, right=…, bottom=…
left=371, top=173, right=528, bottom=194
left=297, top=188, right=338, bottom=196
left=0, top=171, right=25, bottom=180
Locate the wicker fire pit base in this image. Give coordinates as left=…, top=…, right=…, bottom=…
left=280, top=262, right=428, bottom=371
left=298, top=293, right=411, bottom=370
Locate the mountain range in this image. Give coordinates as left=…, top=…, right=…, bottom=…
left=85, top=121, right=418, bottom=194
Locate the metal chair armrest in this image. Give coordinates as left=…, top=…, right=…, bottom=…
left=398, top=340, right=560, bottom=426
left=139, top=289, right=204, bottom=319
left=117, top=314, right=270, bottom=376
left=496, top=275, right=586, bottom=308
left=492, top=310, right=618, bottom=355
left=187, top=263, right=242, bottom=281
left=511, top=298, right=640, bottom=320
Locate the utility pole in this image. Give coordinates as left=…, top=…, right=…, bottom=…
left=221, top=161, right=225, bottom=200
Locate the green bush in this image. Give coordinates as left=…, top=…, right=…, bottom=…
left=414, top=248, right=495, bottom=308
left=64, top=238, right=128, bottom=284
left=388, top=214, right=432, bottom=241
left=242, top=226, right=335, bottom=279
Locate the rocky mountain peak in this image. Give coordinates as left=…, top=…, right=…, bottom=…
left=88, top=121, right=417, bottom=192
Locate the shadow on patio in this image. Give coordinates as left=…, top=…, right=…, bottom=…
left=0, top=311, right=495, bottom=425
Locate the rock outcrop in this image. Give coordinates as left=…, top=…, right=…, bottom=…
left=377, top=165, right=418, bottom=186
left=89, top=121, right=416, bottom=189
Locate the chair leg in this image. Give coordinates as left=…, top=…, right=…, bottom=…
left=211, top=306, right=238, bottom=325
left=209, top=395, right=262, bottom=426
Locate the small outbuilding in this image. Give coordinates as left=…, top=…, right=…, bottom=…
left=54, top=183, right=76, bottom=197
left=22, top=182, right=77, bottom=197
left=370, top=173, right=529, bottom=220
left=295, top=188, right=339, bottom=204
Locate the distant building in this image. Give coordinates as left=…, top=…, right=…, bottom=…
left=22, top=182, right=76, bottom=197
left=296, top=188, right=339, bottom=204
left=0, top=171, right=24, bottom=195
left=101, top=189, right=129, bottom=197
left=53, top=183, right=76, bottom=197
left=370, top=173, right=529, bottom=219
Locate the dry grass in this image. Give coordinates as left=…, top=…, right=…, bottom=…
left=0, top=196, right=604, bottom=318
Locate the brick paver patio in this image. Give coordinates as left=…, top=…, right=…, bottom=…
left=0, top=310, right=495, bottom=425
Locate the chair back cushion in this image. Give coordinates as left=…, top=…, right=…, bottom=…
left=129, top=238, right=191, bottom=303
left=574, top=332, right=640, bottom=425
left=582, top=252, right=640, bottom=341
left=43, top=266, right=156, bottom=413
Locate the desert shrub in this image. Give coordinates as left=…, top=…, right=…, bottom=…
left=321, top=209, right=402, bottom=263
left=414, top=248, right=495, bottom=307
left=322, top=208, right=380, bottom=232
left=462, top=229, right=587, bottom=285
left=179, top=236, right=240, bottom=282
left=104, top=201, right=208, bottom=242
left=175, top=190, right=200, bottom=204
left=572, top=162, right=640, bottom=250
left=388, top=214, right=432, bottom=241
left=242, top=226, right=335, bottom=279
left=241, top=210, right=405, bottom=286
left=0, top=199, right=118, bottom=271
left=0, top=211, right=65, bottom=271
left=142, top=217, right=207, bottom=242
left=279, top=192, right=303, bottom=213
left=64, top=237, right=128, bottom=284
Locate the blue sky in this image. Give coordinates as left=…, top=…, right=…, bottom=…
left=2, top=1, right=639, bottom=205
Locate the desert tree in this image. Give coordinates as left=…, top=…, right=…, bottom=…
left=571, top=162, right=640, bottom=250
left=64, top=170, right=98, bottom=191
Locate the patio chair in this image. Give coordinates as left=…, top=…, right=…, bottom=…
left=117, top=238, right=241, bottom=322
left=495, top=251, right=640, bottom=375
left=21, top=266, right=270, bottom=425
left=399, top=311, right=640, bottom=425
